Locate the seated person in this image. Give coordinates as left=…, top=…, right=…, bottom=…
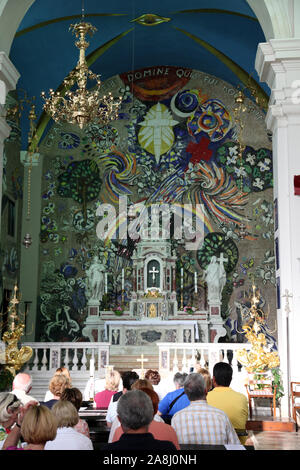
left=206, top=362, right=249, bottom=444
left=171, top=373, right=240, bottom=445
left=12, top=373, right=38, bottom=405
left=44, top=367, right=71, bottom=401
left=3, top=404, right=57, bottom=450
left=145, top=369, right=164, bottom=400
left=0, top=392, right=23, bottom=449
left=60, top=387, right=90, bottom=438
left=40, top=375, right=70, bottom=409
left=196, top=367, right=212, bottom=392
left=112, top=388, right=180, bottom=450
left=158, top=372, right=189, bottom=423
left=106, top=371, right=139, bottom=428
left=44, top=400, right=93, bottom=450
left=94, top=370, right=121, bottom=409
left=101, top=390, right=177, bottom=452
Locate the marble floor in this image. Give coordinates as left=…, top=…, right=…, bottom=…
left=249, top=431, right=300, bottom=450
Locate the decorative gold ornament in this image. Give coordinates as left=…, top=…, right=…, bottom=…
left=41, top=21, right=122, bottom=129
left=131, top=13, right=171, bottom=26
left=2, top=286, right=33, bottom=376
left=236, top=284, right=279, bottom=374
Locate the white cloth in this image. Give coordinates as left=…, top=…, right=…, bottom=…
left=44, top=390, right=54, bottom=402
left=106, top=396, right=119, bottom=424
left=12, top=389, right=38, bottom=405
left=44, top=427, right=93, bottom=450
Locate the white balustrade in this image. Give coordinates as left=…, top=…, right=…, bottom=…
left=22, top=342, right=110, bottom=374
left=157, top=342, right=252, bottom=377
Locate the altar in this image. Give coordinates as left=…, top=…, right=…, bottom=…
left=82, top=225, right=228, bottom=353
left=104, top=319, right=200, bottom=345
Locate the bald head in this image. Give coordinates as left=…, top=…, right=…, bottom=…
left=13, top=373, right=32, bottom=393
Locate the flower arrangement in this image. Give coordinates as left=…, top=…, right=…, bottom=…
left=184, top=306, right=196, bottom=315
left=113, top=305, right=124, bottom=316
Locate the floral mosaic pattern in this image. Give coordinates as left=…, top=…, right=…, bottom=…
left=38, top=66, right=275, bottom=342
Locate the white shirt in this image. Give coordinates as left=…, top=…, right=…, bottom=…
left=106, top=396, right=119, bottom=424
left=12, top=389, right=38, bottom=405
left=44, top=427, right=93, bottom=450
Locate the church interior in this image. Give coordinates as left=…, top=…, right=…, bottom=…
left=0, top=0, right=300, bottom=451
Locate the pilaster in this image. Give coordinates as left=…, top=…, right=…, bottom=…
left=255, top=38, right=300, bottom=418
left=19, top=151, right=43, bottom=341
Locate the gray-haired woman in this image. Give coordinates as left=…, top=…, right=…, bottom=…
left=0, top=392, right=22, bottom=449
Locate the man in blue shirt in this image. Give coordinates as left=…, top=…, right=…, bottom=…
left=158, top=372, right=190, bottom=423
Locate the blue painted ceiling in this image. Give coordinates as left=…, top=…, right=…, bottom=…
left=9, top=0, right=268, bottom=149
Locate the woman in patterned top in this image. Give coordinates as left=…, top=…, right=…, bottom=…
left=60, top=387, right=90, bottom=438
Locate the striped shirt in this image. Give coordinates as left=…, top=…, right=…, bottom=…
left=171, top=400, right=240, bottom=445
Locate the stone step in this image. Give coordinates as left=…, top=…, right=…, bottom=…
left=110, top=354, right=159, bottom=374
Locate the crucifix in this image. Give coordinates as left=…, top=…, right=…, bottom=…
left=149, top=266, right=159, bottom=281
left=137, top=353, right=148, bottom=378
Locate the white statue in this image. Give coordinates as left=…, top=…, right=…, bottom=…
left=86, top=255, right=105, bottom=303
left=204, top=253, right=227, bottom=303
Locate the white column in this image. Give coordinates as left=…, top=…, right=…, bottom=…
left=0, top=52, right=20, bottom=230
left=256, top=38, right=300, bottom=417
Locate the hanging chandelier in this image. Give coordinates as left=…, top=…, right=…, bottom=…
left=41, top=21, right=122, bottom=129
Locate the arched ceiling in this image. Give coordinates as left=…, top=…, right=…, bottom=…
left=8, top=0, right=269, bottom=149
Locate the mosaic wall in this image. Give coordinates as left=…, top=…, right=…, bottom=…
left=37, top=66, right=275, bottom=343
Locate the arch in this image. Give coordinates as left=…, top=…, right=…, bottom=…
left=246, top=0, right=293, bottom=40
left=0, top=0, right=35, bottom=54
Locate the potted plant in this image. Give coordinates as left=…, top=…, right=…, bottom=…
left=183, top=306, right=196, bottom=315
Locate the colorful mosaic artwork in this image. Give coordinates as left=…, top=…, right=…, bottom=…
left=37, top=66, right=275, bottom=342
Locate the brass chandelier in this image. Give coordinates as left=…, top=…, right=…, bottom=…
left=41, top=21, right=122, bottom=129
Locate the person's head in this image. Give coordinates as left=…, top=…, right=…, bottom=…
left=49, top=374, right=70, bottom=398
left=60, top=387, right=83, bottom=412
left=140, top=387, right=159, bottom=416
left=51, top=400, right=79, bottom=428
left=145, top=369, right=161, bottom=386
left=131, top=378, right=153, bottom=391
left=55, top=367, right=71, bottom=381
left=173, top=372, right=188, bottom=389
left=184, top=373, right=206, bottom=401
left=212, top=362, right=233, bottom=387
left=0, top=392, right=22, bottom=428
left=121, top=371, right=139, bottom=392
left=117, top=390, right=153, bottom=433
left=105, top=370, right=121, bottom=392
left=21, top=405, right=57, bottom=445
left=196, top=367, right=212, bottom=392
left=12, top=373, right=32, bottom=393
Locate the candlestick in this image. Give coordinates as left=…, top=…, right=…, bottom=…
left=122, top=268, right=125, bottom=291
left=105, top=273, right=108, bottom=294
left=90, top=358, right=95, bottom=378
left=194, top=271, right=197, bottom=293
left=180, top=267, right=183, bottom=289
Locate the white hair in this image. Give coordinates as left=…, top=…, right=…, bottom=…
left=13, top=373, right=32, bottom=393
